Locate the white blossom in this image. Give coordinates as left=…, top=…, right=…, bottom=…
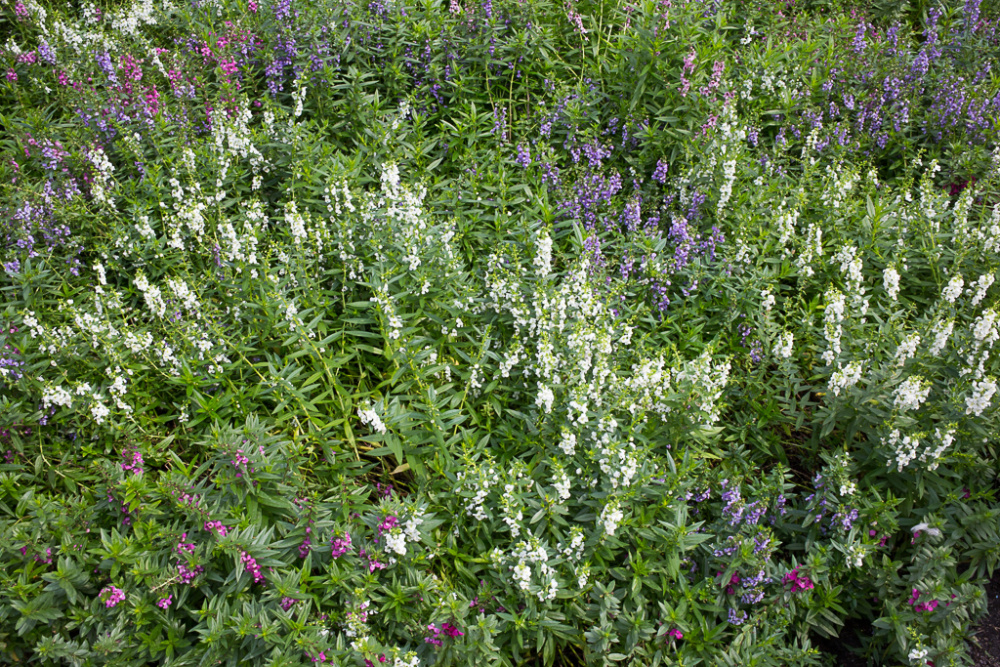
left=893, top=376, right=930, bottom=412
left=942, top=274, right=964, bottom=303
left=358, top=403, right=388, bottom=434
left=775, top=332, right=794, bottom=359
left=969, top=273, right=995, bottom=306
left=965, top=378, right=997, bottom=416
left=929, top=319, right=954, bottom=356
left=883, top=266, right=900, bottom=300
left=828, top=361, right=862, bottom=396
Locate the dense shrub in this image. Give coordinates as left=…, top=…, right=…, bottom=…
left=1, top=0, right=998, bottom=665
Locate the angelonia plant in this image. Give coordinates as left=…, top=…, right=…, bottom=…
left=0, top=0, right=998, bottom=665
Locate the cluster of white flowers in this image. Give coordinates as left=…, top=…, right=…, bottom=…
left=822, top=289, right=847, bottom=365
left=91, top=398, right=110, bottom=424
left=558, top=527, right=586, bottom=562
left=136, top=215, right=157, bottom=240
left=775, top=202, right=799, bottom=257
left=107, top=366, right=132, bottom=413
left=42, top=385, right=73, bottom=410
left=166, top=278, right=200, bottom=316
left=507, top=536, right=559, bottom=602
left=674, top=351, right=731, bottom=426
left=392, top=653, right=420, bottom=667
left=501, top=486, right=525, bottom=539
left=845, top=544, right=865, bottom=569
left=292, top=79, right=307, bottom=118
left=283, top=300, right=302, bottom=332
left=384, top=509, right=424, bottom=557
left=894, top=333, right=921, bottom=367
left=88, top=146, right=116, bottom=207
left=370, top=290, right=403, bottom=340
left=774, top=331, right=794, bottom=359
left=285, top=200, right=308, bottom=244
left=358, top=403, right=388, bottom=434
left=969, top=273, right=995, bottom=306
left=908, top=647, right=929, bottom=665
left=456, top=461, right=498, bottom=521
left=594, top=419, right=639, bottom=490
left=717, top=157, right=738, bottom=215
left=942, top=274, right=964, bottom=303
left=559, top=429, right=577, bottom=457
left=761, top=288, right=775, bottom=313
left=828, top=361, right=862, bottom=396
left=134, top=273, right=167, bottom=318
left=123, top=331, right=153, bottom=354
left=972, top=203, right=1000, bottom=255
left=535, top=383, right=555, bottom=414
left=834, top=245, right=864, bottom=290
left=795, top=223, right=823, bottom=277
left=552, top=468, right=572, bottom=501
left=883, top=266, right=901, bottom=301
left=534, top=231, right=553, bottom=277
left=820, top=165, right=857, bottom=210
left=600, top=499, right=624, bottom=536
left=924, top=428, right=956, bottom=471
left=884, top=429, right=921, bottom=471
left=963, top=310, right=1000, bottom=379
left=929, top=319, right=953, bottom=356
left=893, top=376, right=930, bottom=412
left=971, top=309, right=999, bottom=350
left=965, top=378, right=997, bottom=417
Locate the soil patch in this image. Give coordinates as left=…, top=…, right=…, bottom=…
left=972, top=567, right=1000, bottom=667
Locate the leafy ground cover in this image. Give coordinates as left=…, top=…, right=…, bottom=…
left=1, top=0, right=999, bottom=665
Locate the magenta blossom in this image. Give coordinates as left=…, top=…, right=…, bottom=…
left=782, top=568, right=814, bottom=593
left=100, top=585, right=126, bottom=608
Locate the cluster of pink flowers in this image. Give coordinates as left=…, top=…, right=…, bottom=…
left=231, top=449, right=250, bottom=477
left=667, top=628, right=683, bottom=640
left=358, top=548, right=386, bottom=572
left=156, top=595, right=173, bottom=609
left=241, top=550, right=265, bottom=584
left=330, top=531, right=352, bottom=558
left=424, top=622, right=464, bottom=646
left=308, top=651, right=333, bottom=663
left=908, top=589, right=939, bottom=613
left=20, top=546, right=53, bottom=564
left=376, top=515, right=399, bottom=539
left=176, top=533, right=195, bottom=555
left=724, top=572, right=740, bottom=595
left=280, top=597, right=297, bottom=611
left=100, top=585, right=126, bottom=608
left=298, top=526, right=312, bottom=558
left=782, top=568, right=815, bottom=593
left=204, top=520, right=229, bottom=537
